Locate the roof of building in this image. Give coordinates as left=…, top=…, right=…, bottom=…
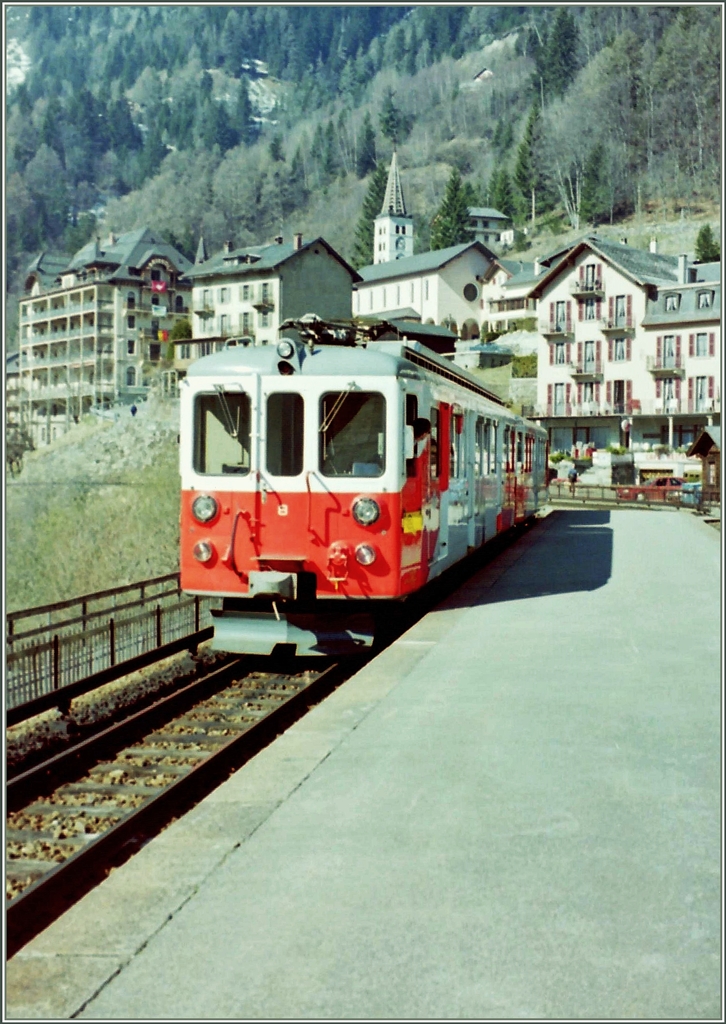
left=357, top=241, right=496, bottom=284
left=23, top=251, right=71, bottom=290
left=468, top=207, right=509, bottom=221
left=67, top=227, right=193, bottom=275
left=529, top=234, right=682, bottom=298
left=691, top=261, right=721, bottom=282
left=642, top=281, right=721, bottom=326
left=687, top=426, right=721, bottom=457
left=187, top=237, right=360, bottom=282
left=6, top=351, right=20, bottom=371
left=379, top=151, right=407, bottom=218
left=376, top=307, right=421, bottom=321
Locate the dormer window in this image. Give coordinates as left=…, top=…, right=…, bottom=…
left=697, top=290, right=713, bottom=309
left=151, top=269, right=161, bottom=282
left=664, top=293, right=679, bottom=311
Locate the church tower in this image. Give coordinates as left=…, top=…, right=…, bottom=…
left=373, top=151, right=414, bottom=264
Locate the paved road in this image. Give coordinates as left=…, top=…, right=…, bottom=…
left=6, top=509, right=721, bottom=1020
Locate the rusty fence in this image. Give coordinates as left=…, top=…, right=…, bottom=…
left=547, top=481, right=716, bottom=510
left=6, top=574, right=220, bottom=716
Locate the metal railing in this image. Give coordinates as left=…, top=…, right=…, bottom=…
left=547, top=481, right=706, bottom=510
left=6, top=573, right=221, bottom=714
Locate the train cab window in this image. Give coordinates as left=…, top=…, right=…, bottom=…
left=194, top=391, right=251, bottom=475
left=320, top=391, right=385, bottom=477
left=266, top=393, right=304, bottom=476
left=429, top=405, right=440, bottom=478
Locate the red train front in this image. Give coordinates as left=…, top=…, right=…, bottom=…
left=179, top=326, right=548, bottom=655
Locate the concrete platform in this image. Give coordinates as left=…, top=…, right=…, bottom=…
left=6, top=510, right=721, bottom=1020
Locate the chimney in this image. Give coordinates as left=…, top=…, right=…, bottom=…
left=649, top=237, right=657, bottom=254
left=223, top=240, right=233, bottom=254
left=619, top=237, right=628, bottom=245
left=677, top=253, right=688, bottom=284
left=108, top=233, right=117, bottom=246
left=274, top=235, right=283, bottom=245
left=534, top=258, right=541, bottom=276
left=293, top=233, right=303, bottom=251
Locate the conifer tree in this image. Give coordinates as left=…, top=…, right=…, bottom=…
left=695, top=224, right=720, bottom=262
left=580, top=143, right=610, bottom=225
left=351, top=160, right=388, bottom=269
left=356, top=112, right=377, bottom=178
left=430, top=168, right=472, bottom=251
left=489, top=168, right=516, bottom=221
left=514, top=103, right=544, bottom=227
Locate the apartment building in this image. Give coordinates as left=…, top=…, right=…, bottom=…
left=177, top=235, right=359, bottom=370
left=467, top=206, right=511, bottom=247
left=19, top=228, right=192, bottom=447
left=479, top=258, right=538, bottom=335
left=530, top=235, right=721, bottom=452
left=354, top=241, right=497, bottom=340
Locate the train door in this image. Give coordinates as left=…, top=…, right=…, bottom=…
left=515, top=428, right=525, bottom=521
left=424, top=403, right=443, bottom=565
left=401, top=393, right=426, bottom=588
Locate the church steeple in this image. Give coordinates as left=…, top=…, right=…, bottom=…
left=373, top=151, right=414, bottom=265
left=380, top=150, right=407, bottom=217
left=195, top=235, right=208, bottom=265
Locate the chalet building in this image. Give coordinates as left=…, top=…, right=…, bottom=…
left=529, top=235, right=721, bottom=453
left=176, top=235, right=359, bottom=371
left=687, top=426, right=720, bottom=503
left=467, top=207, right=511, bottom=247
left=354, top=240, right=498, bottom=340
left=18, top=228, right=192, bottom=447
left=479, top=258, right=538, bottom=335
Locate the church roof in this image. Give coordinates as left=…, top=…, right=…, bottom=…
left=356, top=241, right=496, bottom=284
left=379, top=151, right=407, bottom=217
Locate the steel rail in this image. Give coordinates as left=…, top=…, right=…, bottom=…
left=6, top=658, right=352, bottom=959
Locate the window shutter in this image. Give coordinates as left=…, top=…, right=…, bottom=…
left=626, top=337, right=632, bottom=361
left=608, top=296, right=614, bottom=323
left=595, top=382, right=601, bottom=403
left=596, top=298, right=601, bottom=320
left=709, top=332, right=715, bottom=356
left=688, top=378, right=694, bottom=410
left=566, top=301, right=572, bottom=332
left=566, top=342, right=572, bottom=363
left=565, top=383, right=572, bottom=409
left=626, top=294, right=632, bottom=325
left=547, top=383, right=553, bottom=412
left=675, top=378, right=681, bottom=401
left=549, top=301, right=554, bottom=329
left=608, top=338, right=613, bottom=361
left=597, top=263, right=604, bottom=285
left=675, top=335, right=681, bottom=363
left=577, top=341, right=583, bottom=364
left=626, top=380, right=632, bottom=404
left=708, top=376, right=715, bottom=398
left=578, top=299, right=583, bottom=321
left=579, top=264, right=584, bottom=281
left=656, top=379, right=662, bottom=399
left=606, top=381, right=612, bottom=405
left=577, top=383, right=583, bottom=404
left=656, top=336, right=662, bottom=362
left=549, top=343, right=554, bottom=365
left=689, top=334, right=695, bottom=356
left=596, top=340, right=602, bottom=366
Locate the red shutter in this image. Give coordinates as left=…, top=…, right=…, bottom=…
left=579, top=264, right=584, bottom=281
left=549, top=301, right=555, bottom=329
left=688, top=377, right=694, bottom=411
left=607, top=338, right=613, bottom=361
left=578, top=299, right=583, bottom=321
left=656, top=379, right=662, bottom=399
left=675, top=378, right=681, bottom=401
left=626, top=294, right=632, bottom=326
left=626, top=380, right=632, bottom=404
left=565, top=383, right=572, bottom=411
left=606, top=381, right=612, bottom=405
left=608, top=296, right=614, bottom=323
left=689, top=333, right=695, bottom=356
left=709, top=332, right=715, bottom=356
left=547, top=383, right=553, bottom=413
left=708, top=376, right=715, bottom=398
left=596, top=340, right=602, bottom=368
left=577, top=341, right=583, bottom=364
left=565, top=342, right=572, bottom=363
left=656, top=336, right=662, bottom=362
left=596, top=298, right=602, bottom=320
left=598, top=263, right=604, bottom=286
left=577, top=383, right=583, bottom=404
left=566, top=301, right=572, bottom=332
left=595, top=382, right=601, bottom=403
left=626, top=337, right=632, bottom=361
left=549, top=343, right=554, bottom=365
left=675, top=335, right=681, bottom=364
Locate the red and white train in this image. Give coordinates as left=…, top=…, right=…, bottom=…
left=179, top=317, right=548, bottom=655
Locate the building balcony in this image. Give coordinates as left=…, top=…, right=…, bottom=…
left=252, top=298, right=275, bottom=312
left=569, top=360, right=604, bottom=382
left=598, top=316, right=634, bottom=333
left=539, top=320, right=573, bottom=338
left=193, top=304, right=215, bottom=317
left=568, top=278, right=604, bottom=298
left=646, top=355, right=686, bottom=377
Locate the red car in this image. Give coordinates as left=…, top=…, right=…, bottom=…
left=616, top=476, right=687, bottom=502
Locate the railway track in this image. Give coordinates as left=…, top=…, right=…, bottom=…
left=6, top=656, right=353, bottom=958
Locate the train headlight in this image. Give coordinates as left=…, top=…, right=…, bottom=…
left=193, top=540, right=214, bottom=563
left=351, top=496, right=380, bottom=526
left=277, top=339, right=295, bottom=359
left=355, top=543, right=377, bottom=566
left=192, top=494, right=218, bottom=523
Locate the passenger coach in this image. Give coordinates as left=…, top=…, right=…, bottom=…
left=179, top=318, right=548, bottom=655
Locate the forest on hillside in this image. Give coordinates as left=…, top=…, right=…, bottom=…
left=5, top=4, right=721, bottom=336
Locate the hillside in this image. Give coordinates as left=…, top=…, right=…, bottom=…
left=5, top=5, right=720, bottom=346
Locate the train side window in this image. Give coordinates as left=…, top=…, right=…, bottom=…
left=320, top=391, right=385, bottom=477
left=405, top=394, right=418, bottom=478
left=517, top=431, right=524, bottom=467
left=429, top=405, right=440, bottom=478
left=503, top=426, right=510, bottom=472
left=266, top=393, right=304, bottom=476
left=194, top=391, right=251, bottom=475
left=489, top=420, right=498, bottom=474
left=450, top=413, right=464, bottom=478
left=475, top=417, right=485, bottom=476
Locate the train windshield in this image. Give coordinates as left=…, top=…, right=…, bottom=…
left=319, top=391, right=385, bottom=477
left=194, top=390, right=251, bottom=475
left=266, top=393, right=304, bottom=476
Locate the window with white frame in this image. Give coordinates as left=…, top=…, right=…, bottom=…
left=584, top=298, right=595, bottom=320
left=614, top=338, right=626, bottom=361
left=555, top=300, right=566, bottom=329
left=615, top=295, right=626, bottom=325
left=219, top=287, right=230, bottom=303
left=696, top=332, right=708, bottom=356
left=695, top=376, right=708, bottom=410
left=241, top=284, right=250, bottom=301
left=259, top=311, right=270, bottom=328
left=242, top=312, right=251, bottom=333
left=664, top=293, right=679, bottom=311
left=697, top=290, right=713, bottom=309
left=554, top=342, right=565, bottom=364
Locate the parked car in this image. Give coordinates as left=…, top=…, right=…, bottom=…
left=616, top=476, right=688, bottom=502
